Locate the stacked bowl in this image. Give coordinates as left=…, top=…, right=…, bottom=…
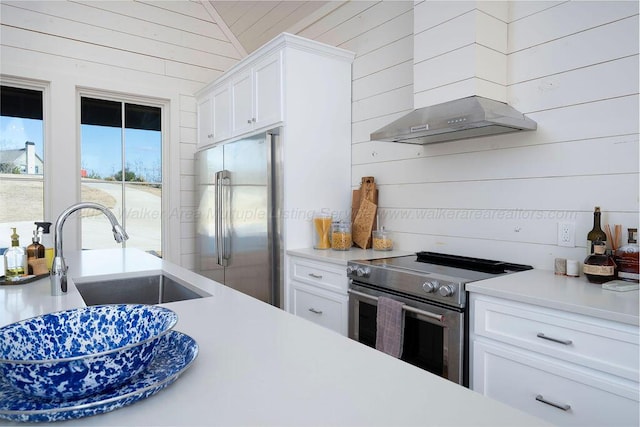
left=0, top=304, right=178, bottom=400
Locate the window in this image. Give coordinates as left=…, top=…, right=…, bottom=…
left=80, top=96, right=162, bottom=256
left=0, top=84, right=45, bottom=247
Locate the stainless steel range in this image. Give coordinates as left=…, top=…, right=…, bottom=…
left=347, top=251, right=532, bottom=386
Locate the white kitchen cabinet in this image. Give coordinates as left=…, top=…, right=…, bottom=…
left=470, top=293, right=639, bottom=427
left=198, top=50, right=283, bottom=146
left=197, top=84, right=231, bottom=144
left=288, top=256, right=348, bottom=336
left=212, top=84, right=231, bottom=142
left=197, top=95, right=213, bottom=145
left=231, top=52, right=282, bottom=135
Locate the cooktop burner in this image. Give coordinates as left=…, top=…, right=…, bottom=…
left=347, top=252, right=532, bottom=308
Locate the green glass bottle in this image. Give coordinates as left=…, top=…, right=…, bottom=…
left=586, top=206, right=607, bottom=255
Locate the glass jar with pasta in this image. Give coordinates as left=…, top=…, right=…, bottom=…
left=331, top=222, right=352, bottom=251
left=312, top=213, right=332, bottom=250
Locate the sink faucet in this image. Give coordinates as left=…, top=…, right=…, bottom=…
left=50, top=202, right=129, bottom=295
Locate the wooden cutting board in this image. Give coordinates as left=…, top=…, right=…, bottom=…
left=353, top=198, right=377, bottom=249
left=352, top=177, right=378, bottom=249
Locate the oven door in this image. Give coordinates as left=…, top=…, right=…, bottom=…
left=348, top=282, right=464, bottom=385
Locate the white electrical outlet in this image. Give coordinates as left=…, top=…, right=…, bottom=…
left=558, top=222, right=575, bottom=247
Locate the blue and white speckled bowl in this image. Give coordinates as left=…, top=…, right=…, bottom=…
left=0, top=304, right=178, bottom=400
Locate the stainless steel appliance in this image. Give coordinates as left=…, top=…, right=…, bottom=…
left=370, top=96, right=537, bottom=145
left=195, top=129, right=282, bottom=307
left=347, top=252, right=532, bottom=386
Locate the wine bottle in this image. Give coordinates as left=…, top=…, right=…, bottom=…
left=586, top=206, right=606, bottom=255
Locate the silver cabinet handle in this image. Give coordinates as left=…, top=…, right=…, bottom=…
left=535, top=394, right=571, bottom=411
left=308, top=308, right=323, bottom=315
left=537, top=332, right=572, bottom=345
left=308, top=273, right=323, bottom=279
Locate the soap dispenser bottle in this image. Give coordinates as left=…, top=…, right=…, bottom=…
left=26, top=226, right=45, bottom=274
left=4, top=228, right=27, bottom=280
left=34, top=221, right=53, bottom=270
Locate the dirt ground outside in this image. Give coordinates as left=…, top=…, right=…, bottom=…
left=0, top=175, right=160, bottom=222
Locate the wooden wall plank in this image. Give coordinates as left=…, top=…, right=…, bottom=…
left=374, top=170, right=638, bottom=212
left=297, top=1, right=375, bottom=40
left=352, top=35, right=412, bottom=80
left=339, top=7, right=412, bottom=56
left=509, top=15, right=639, bottom=84
left=509, top=0, right=639, bottom=52
left=510, top=56, right=638, bottom=113
left=73, top=0, right=227, bottom=40
left=1, top=3, right=239, bottom=70
left=315, top=1, right=412, bottom=48
left=353, top=85, right=414, bottom=122
left=352, top=60, right=412, bottom=102
left=353, top=134, right=639, bottom=186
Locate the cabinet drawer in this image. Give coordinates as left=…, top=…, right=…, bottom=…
left=473, top=340, right=639, bottom=427
left=290, top=258, right=347, bottom=293
left=291, top=282, right=347, bottom=335
left=472, top=295, right=639, bottom=381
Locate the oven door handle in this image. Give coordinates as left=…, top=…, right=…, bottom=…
left=348, top=289, right=444, bottom=323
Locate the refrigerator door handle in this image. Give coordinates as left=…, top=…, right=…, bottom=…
left=214, top=171, right=223, bottom=266
left=219, top=170, right=231, bottom=266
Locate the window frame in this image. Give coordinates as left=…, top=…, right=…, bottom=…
left=76, top=88, right=168, bottom=257
left=0, top=76, right=51, bottom=221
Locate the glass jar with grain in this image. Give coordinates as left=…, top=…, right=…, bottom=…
left=372, top=229, right=393, bottom=251
left=331, top=222, right=352, bottom=251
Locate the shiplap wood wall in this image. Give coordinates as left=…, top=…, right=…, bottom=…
left=299, top=0, right=639, bottom=269
left=0, top=0, right=242, bottom=264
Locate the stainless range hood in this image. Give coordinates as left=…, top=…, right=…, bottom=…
left=370, top=96, right=537, bottom=145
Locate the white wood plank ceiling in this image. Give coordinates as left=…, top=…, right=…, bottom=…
left=209, top=1, right=339, bottom=54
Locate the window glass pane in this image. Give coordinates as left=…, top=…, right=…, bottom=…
left=125, top=103, right=161, bottom=131
left=123, top=126, right=161, bottom=255
left=124, top=182, right=161, bottom=256
left=80, top=123, right=123, bottom=250
left=81, top=97, right=121, bottom=128
left=0, top=86, right=44, bottom=254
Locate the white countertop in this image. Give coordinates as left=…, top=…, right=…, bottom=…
left=287, top=247, right=413, bottom=266
left=0, top=248, right=549, bottom=426
left=467, top=269, right=640, bottom=326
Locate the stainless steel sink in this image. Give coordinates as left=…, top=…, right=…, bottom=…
left=75, top=274, right=211, bottom=305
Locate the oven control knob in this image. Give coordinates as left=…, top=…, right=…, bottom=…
left=356, top=267, right=370, bottom=277
left=438, top=284, right=455, bottom=297
left=346, top=266, right=356, bottom=275
left=422, top=281, right=439, bottom=293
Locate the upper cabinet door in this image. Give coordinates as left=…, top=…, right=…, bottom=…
left=231, top=70, right=254, bottom=136
left=197, top=95, right=213, bottom=147
left=212, top=84, right=231, bottom=143
left=253, top=52, right=282, bottom=129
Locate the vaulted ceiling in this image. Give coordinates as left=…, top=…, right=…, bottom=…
left=209, top=1, right=342, bottom=54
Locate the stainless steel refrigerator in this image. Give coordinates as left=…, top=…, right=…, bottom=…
left=195, top=130, right=282, bottom=307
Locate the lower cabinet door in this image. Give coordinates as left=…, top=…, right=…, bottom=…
left=290, top=282, right=347, bottom=336
left=472, top=339, right=640, bottom=427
